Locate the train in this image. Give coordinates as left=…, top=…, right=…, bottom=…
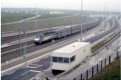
left=34, top=17, right=103, bottom=45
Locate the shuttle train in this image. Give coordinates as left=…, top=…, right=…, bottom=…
left=34, top=17, right=104, bottom=45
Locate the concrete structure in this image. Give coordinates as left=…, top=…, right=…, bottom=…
left=118, top=47, right=121, bottom=55
left=51, top=42, right=91, bottom=75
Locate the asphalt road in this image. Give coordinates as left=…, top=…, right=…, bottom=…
left=85, top=18, right=119, bottom=43
left=2, top=57, right=51, bottom=80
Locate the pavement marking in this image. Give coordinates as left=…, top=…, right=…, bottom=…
left=29, top=77, right=36, bottom=80
left=30, top=70, right=41, bottom=73
left=29, top=64, right=40, bottom=67
left=11, top=71, right=30, bottom=80
left=27, top=66, right=37, bottom=69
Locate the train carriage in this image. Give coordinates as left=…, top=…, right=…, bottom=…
left=55, top=26, right=72, bottom=38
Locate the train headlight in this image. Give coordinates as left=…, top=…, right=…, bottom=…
left=34, top=38, right=40, bottom=42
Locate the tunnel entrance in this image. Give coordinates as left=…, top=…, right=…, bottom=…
left=52, top=69, right=64, bottom=75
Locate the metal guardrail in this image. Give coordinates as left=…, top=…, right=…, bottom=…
left=92, top=31, right=121, bottom=55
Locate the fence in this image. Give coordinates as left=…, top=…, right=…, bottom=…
left=73, top=52, right=120, bottom=80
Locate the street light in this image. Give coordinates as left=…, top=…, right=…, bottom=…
left=35, top=3, right=38, bottom=30
left=80, top=0, right=83, bottom=42
left=18, top=17, right=27, bottom=79
left=22, top=17, right=27, bottom=80
left=50, top=39, right=55, bottom=74
left=19, top=25, right=22, bottom=57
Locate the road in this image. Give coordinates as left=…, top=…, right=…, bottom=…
left=85, top=18, right=119, bottom=43
left=2, top=57, right=51, bottom=80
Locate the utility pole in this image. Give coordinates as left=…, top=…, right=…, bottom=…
left=22, top=17, right=27, bottom=80
left=35, top=3, right=38, bottom=30
left=104, top=3, right=106, bottom=20
left=51, top=39, right=55, bottom=74
left=23, top=29, right=27, bottom=80
left=119, top=1, right=121, bottom=79
left=80, top=0, right=83, bottom=41
left=35, top=20, right=37, bottom=30
left=19, top=26, right=22, bottom=57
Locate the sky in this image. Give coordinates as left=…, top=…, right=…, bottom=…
left=1, top=0, right=121, bottom=12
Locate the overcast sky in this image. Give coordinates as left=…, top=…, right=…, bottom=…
left=1, top=0, right=121, bottom=12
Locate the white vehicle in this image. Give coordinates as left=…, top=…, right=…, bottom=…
left=51, top=42, right=91, bottom=75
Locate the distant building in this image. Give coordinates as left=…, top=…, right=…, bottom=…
left=49, top=11, right=64, bottom=14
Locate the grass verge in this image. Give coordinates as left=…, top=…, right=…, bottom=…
left=91, top=58, right=120, bottom=80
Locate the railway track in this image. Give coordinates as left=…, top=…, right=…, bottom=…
left=2, top=28, right=57, bottom=44
left=1, top=19, right=104, bottom=63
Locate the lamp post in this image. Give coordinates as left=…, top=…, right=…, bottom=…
left=35, top=3, right=38, bottom=30
left=50, top=39, right=55, bottom=74
left=22, top=17, right=27, bottom=80
left=19, top=25, right=22, bottom=57
left=119, top=2, right=121, bottom=79
left=23, top=29, right=27, bottom=80
left=80, top=0, right=83, bottom=42
left=35, top=19, right=37, bottom=30
left=104, top=3, right=106, bottom=19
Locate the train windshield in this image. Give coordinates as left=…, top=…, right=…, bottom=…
left=35, top=34, right=42, bottom=38
left=35, top=35, right=39, bottom=38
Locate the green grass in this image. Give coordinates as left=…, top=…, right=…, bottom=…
left=1, top=13, right=92, bottom=32
left=32, top=14, right=73, bottom=20
left=1, top=12, right=34, bottom=23
left=1, top=12, right=72, bottom=23
left=91, top=58, right=121, bottom=80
